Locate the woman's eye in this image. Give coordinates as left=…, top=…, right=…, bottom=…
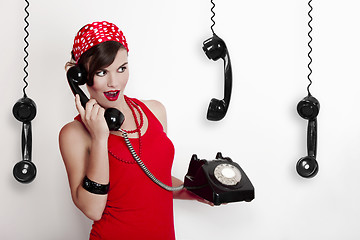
left=96, top=70, right=106, bottom=77
left=118, top=67, right=126, bottom=73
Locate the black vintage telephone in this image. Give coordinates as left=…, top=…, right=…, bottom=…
left=184, top=152, right=254, bottom=205
left=66, top=65, right=125, bottom=130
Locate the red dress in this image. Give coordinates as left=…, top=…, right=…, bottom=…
left=75, top=97, right=175, bottom=240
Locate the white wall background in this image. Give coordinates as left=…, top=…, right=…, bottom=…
left=1, top=0, right=360, bottom=239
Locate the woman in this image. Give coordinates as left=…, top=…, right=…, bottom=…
left=59, top=21, right=208, bottom=240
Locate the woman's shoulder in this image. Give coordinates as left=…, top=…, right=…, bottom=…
left=60, top=120, right=86, bottom=135
left=141, top=99, right=166, bottom=113
left=59, top=120, right=90, bottom=149
left=140, top=99, right=168, bottom=132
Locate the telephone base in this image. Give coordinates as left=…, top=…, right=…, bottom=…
left=184, top=152, right=254, bottom=205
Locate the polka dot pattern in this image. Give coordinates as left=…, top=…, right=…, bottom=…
left=72, top=21, right=129, bottom=62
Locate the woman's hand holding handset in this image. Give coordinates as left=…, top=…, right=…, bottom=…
left=75, top=94, right=109, bottom=141
left=69, top=94, right=111, bottom=220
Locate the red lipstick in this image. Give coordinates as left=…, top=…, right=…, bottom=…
left=104, top=90, right=120, bottom=101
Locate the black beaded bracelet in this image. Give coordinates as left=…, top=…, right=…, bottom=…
left=82, top=176, right=110, bottom=195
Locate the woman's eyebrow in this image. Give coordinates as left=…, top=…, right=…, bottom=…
left=102, top=62, right=128, bottom=71
left=119, top=62, right=128, bottom=67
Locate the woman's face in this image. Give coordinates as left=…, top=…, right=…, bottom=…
left=87, top=48, right=129, bottom=108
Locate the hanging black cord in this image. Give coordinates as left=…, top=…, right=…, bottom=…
left=306, top=0, right=313, bottom=96
left=22, top=0, right=30, bottom=98
left=210, top=0, right=216, bottom=34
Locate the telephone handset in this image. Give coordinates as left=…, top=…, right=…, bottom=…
left=202, top=34, right=232, bottom=121
left=184, top=152, right=254, bottom=205
left=66, top=65, right=125, bottom=131
left=12, top=96, right=37, bottom=183
left=296, top=95, right=319, bottom=178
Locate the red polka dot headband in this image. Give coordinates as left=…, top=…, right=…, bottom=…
left=72, top=21, right=129, bottom=63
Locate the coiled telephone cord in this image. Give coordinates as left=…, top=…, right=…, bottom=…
left=23, top=0, right=30, bottom=97
left=210, top=0, right=216, bottom=34
left=307, top=0, right=314, bottom=96
left=120, top=130, right=184, bottom=192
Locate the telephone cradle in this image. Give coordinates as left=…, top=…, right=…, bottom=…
left=184, top=152, right=254, bottom=205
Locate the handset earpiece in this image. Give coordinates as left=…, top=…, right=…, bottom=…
left=66, top=65, right=125, bottom=131
left=296, top=94, right=319, bottom=178
left=12, top=96, right=37, bottom=183
left=66, top=65, right=90, bottom=106
left=203, top=34, right=226, bottom=60
left=202, top=34, right=232, bottom=121
left=297, top=94, right=320, bottom=120
left=13, top=96, right=37, bottom=123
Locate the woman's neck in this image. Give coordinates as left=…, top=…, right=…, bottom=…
left=114, top=94, right=129, bottom=113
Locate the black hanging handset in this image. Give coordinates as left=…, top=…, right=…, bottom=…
left=203, top=34, right=232, bottom=121
left=296, top=95, right=320, bottom=178
left=296, top=0, right=319, bottom=178
left=12, top=96, right=37, bottom=183
left=66, top=65, right=125, bottom=130
left=12, top=0, right=37, bottom=184
left=184, top=152, right=254, bottom=205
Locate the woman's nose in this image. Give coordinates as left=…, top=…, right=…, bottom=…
left=107, top=74, right=117, bottom=87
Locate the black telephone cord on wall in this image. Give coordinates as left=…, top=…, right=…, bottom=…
left=307, top=0, right=313, bottom=96
left=210, top=0, right=216, bottom=35
left=23, top=0, right=30, bottom=98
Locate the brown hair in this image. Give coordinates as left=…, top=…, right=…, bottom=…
left=65, top=41, right=126, bottom=86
